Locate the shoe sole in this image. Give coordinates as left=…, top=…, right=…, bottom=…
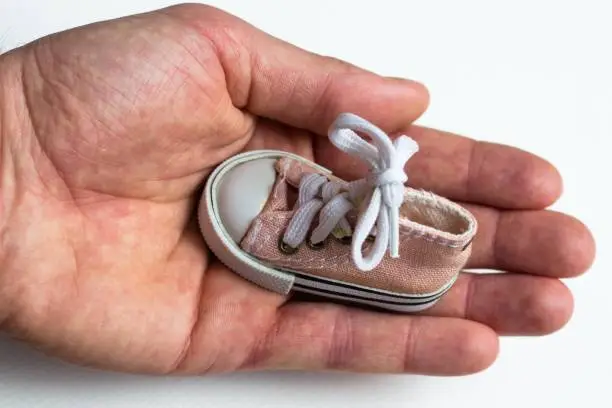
left=198, top=150, right=455, bottom=313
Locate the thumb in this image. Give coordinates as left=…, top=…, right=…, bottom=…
left=164, top=4, right=429, bottom=135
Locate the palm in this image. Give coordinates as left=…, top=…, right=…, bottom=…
left=12, top=9, right=323, bottom=373
left=1, top=4, right=594, bottom=375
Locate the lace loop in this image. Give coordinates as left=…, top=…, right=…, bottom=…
left=282, top=113, right=418, bottom=271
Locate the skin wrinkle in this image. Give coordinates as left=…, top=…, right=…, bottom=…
left=164, top=43, right=219, bottom=112
left=462, top=272, right=476, bottom=321
left=20, top=46, right=96, bottom=212
left=26, top=124, right=75, bottom=205
left=167, top=218, right=207, bottom=374
left=305, top=61, right=387, bottom=133
left=245, top=48, right=265, bottom=114
left=216, top=25, right=253, bottom=110
left=79, top=24, right=236, bottom=192
left=460, top=203, right=496, bottom=267
left=11, top=51, right=89, bottom=328
left=0, top=72, right=14, bottom=324
left=306, top=70, right=335, bottom=131
left=326, top=306, right=356, bottom=370
left=32, top=39, right=125, bottom=146
left=170, top=267, right=205, bottom=374
left=29, top=28, right=238, bottom=201
left=239, top=305, right=285, bottom=371
left=402, top=317, right=420, bottom=373
left=68, top=232, right=81, bottom=303
left=128, top=27, right=200, bottom=109
left=199, top=20, right=263, bottom=111
left=25, top=44, right=130, bottom=176
left=491, top=209, right=504, bottom=272
left=163, top=8, right=251, bottom=110
left=280, top=69, right=305, bottom=123
left=124, top=52, right=219, bottom=150
left=465, top=139, right=482, bottom=202
left=244, top=47, right=273, bottom=116
left=0, top=72, right=19, bottom=232
left=158, top=16, right=259, bottom=169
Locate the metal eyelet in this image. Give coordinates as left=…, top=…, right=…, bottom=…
left=335, top=235, right=373, bottom=245
left=278, top=236, right=299, bottom=255
left=307, top=237, right=326, bottom=250
left=336, top=235, right=352, bottom=245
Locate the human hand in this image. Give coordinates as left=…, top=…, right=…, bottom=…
left=0, top=4, right=595, bottom=375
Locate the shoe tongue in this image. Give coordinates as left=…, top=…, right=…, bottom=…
left=275, top=157, right=416, bottom=229
left=275, top=157, right=321, bottom=188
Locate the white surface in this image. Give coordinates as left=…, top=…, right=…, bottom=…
left=0, top=0, right=610, bottom=407
left=216, top=158, right=277, bottom=242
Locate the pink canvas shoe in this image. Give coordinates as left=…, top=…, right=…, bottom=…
left=198, top=113, right=477, bottom=312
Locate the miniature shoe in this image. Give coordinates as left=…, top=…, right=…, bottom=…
left=198, top=113, right=477, bottom=312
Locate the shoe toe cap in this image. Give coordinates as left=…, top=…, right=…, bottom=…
left=216, top=158, right=277, bottom=243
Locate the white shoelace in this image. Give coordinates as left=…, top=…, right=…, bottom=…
left=282, top=113, right=419, bottom=271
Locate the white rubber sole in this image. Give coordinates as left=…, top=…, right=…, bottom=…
left=198, top=150, right=454, bottom=313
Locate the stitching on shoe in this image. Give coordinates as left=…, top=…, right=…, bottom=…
left=399, top=229, right=465, bottom=249
left=267, top=255, right=352, bottom=270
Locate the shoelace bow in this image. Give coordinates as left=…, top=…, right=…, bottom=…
left=282, top=113, right=419, bottom=271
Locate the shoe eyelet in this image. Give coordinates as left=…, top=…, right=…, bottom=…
left=336, top=235, right=352, bottom=245
left=307, top=238, right=326, bottom=250
left=278, top=236, right=299, bottom=255
left=335, top=235, right=372, bottom=245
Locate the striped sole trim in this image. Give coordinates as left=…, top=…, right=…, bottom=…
left=290, top=270, right=454, bottom=312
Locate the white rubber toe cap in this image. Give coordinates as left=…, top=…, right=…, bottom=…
left=215, top=158, right=277, bottom=243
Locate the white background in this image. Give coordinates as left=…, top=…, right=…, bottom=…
left=0, top=0, right=610, bottom=407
